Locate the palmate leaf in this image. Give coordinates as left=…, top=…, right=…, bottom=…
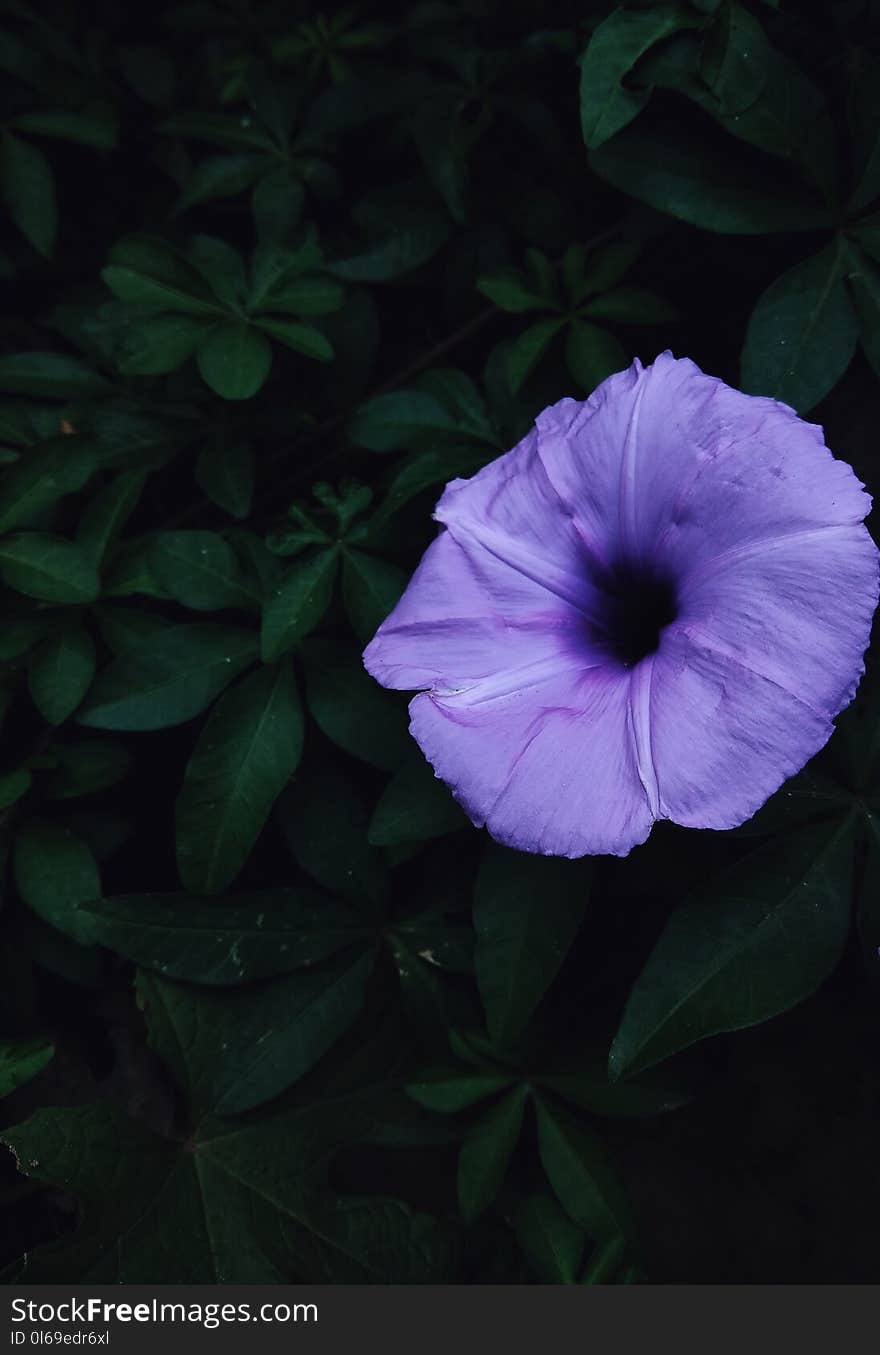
left=610, top=816, right=857, bottom=1080
left=473, top=845, right=591, bottom=1048
left=77, top=887, right=368, bottom=984
left=741, top=238, right=858, bottom=413
left=2, top=1087, right=450, bottom=1283
left=175, top=662, right=304, bottom=894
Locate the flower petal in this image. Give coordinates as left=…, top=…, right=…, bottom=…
left=678, top=523, right=878, bottom=717
left=649, top=626, right=836, bottom=829
left=408, top=665, right=654, bottom=858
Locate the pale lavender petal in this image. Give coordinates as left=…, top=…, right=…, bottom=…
left=409, top=664, right=654, bottom=857
left=647, top=628, right=835, bottom=829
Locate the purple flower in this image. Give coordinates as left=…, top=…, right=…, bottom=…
left=363, top=353, right=879, bottom=857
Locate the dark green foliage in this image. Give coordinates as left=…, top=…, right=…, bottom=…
left=0, top=0, right=879, bottom=1288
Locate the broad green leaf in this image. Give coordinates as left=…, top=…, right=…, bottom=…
left=564, top=320, right=626, bottom=393
left=0, top=1037, right=53, bottom=1098
left=698, top=1, right=770, bottom=115
left=277, top=763, right=389, bottom=912
left=176, top=662, right=304, bottom=894
left=0, top=353, right=109, bottom=398
left=342, top=548, right=406, bottom=642
left=741, top=239, right=858, bottom=413
left=117, top=314, right=208, bottom=375
left=13, top=822, right=101, bottom=943
left=44, top=740, right=133, bottom=801
left=255, top=276, right=344, bottom=316
left=260, top=547, right=338, bottom=662
left=348, top=390, right=459, bottom=452
left=582, top=286, right=678, bottom=324
left=0, top=130, right=56, bottom=256
left=79, top=887, right=366, bottom=983
left=369, top=749, right=465, bottom=845
left=589, top=119, right=832, bottom=234
left=78, top=625, right=257, bottom=731
left=457, top=1085, right=527, bottom=1224
left=76, top=471, right=147, bottom=566
left=579, top=2, right=697, bottom=148
left=11, top=110, right=117, bottom=150
left=328, top=208, right=450, bottom=282
left=0, top=769, right=32, bottom=809
left=507, top=318, right=566, bottom=392
left=2, top=1094, right=449, bottom=1282
left=514, top=1194, right=585, bottom=1284
left=407, top=1070, right=514, bottom=1113
left=101, top=266, right=222, bottom=315
left=846, top=57, right=880, bottom=215
left=539, top=1059, right=694, bottom=1119
left=0, top=533, right=100, bottom=603
left=178, top=153, right=264, bottom=211
left=197, top=324, right=272, bottom=400
left=28, top=624, right=96, bottom=724
left=610, top=817, right=857, bottom=1080
left=139, top=950, right=375, bottom=1115
left=256, top=318, right=334, bottom=361
left=535, top=1097, right=633, bottom=1240
left=301, top=636, right=409, bottom=771
left=0, top=438, right=97, bottom=534
left=150, top=530, right=258, bottom=612
left=252, top=168, right=305, bottom=245
left=195, top=441, right=254, bottom=519
left=476, top=273, right=547, bottom=313
left=474, top=845, right=590, bottom=1047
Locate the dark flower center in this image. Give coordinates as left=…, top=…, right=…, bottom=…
left=591, top=557, right=679, bottom=668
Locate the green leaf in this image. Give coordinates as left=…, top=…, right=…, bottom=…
left=476, top=273, right=547, bottom=313
left=579, top=2, right=697, bottom=148
left=150, top=530, right=258, bottom=612
left=741, top=239, right=858, bottom=413
left=176, top=662, right=304, bottom=894
left=514, top=1193, right=585, bottom=1284
left=178, top=153, right=264, bottom=211
left=10, top=110, right=117, bottom=150
left=369, top=749, right=465, bottom=846
left=13, top=822, right=101, bottom=943
left=139, top=950, right=375, bottom=1115
left=194, top=441, right=254, bottom=519
left=76, top=471, right=147, bottom=566
left=564, top=320, right=627, bottom=392
left=252, top=169, right=305, bottom=245
left=2, top=1092, right=449, bottom=1282
left=590, top=119, right=832, bottom=234
left=43, top=740, right=133, bottom=801
left=256, top=317, right=334, bottom=361
left=0, top=769, right=32, bottom=809
left=301, top=636, right=409, bottom=771
left=698, top=1, right=770, bottom=115
left=474, top=845, right=590, bottom=1047
left=582, top=286, right=679, bottom=324
left=328, top=208, right=450, bottom=282
left=507, top=318, right=566, bottom=392
left=0, top=130, right=56, bottom=256
left=407, top=1070, right=514, bottom=1113
left=348, top=390, right=460, bottom=452
left=79, top=887, right=365, bottom=984
left=277, top=763, right=389, bottom=912
left=28, top=624, right=96, bottom=724
left=457, top=1085, right=527, bottom=1224
left=260, top=548, right=338, bottom=662
left=535, top=1097, right=633, bottom=1240
left=0, top=1037, right=53, bottom=1098
left=610, top=817, right=857, bottom=1080
left=843, top=241, right=880, bottom=380
left=78, top=624, right=258, bottom=731
left=342, top=548, right=406, bottom=643
left=0, top=438, right=97, bottom=534
left=197, top=324, right=272, bottom=400
left=0, top=353, right=109, bottom=398
left=255, top=276, right=344, bottom=316
left=0, top=533, right=100, bottom=603
left=846, top=57, right=880, bottom=215
left=117, top=314, right=208, bottom=375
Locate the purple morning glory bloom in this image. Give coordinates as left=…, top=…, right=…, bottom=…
left=363, top=353, right=879, bottom=857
